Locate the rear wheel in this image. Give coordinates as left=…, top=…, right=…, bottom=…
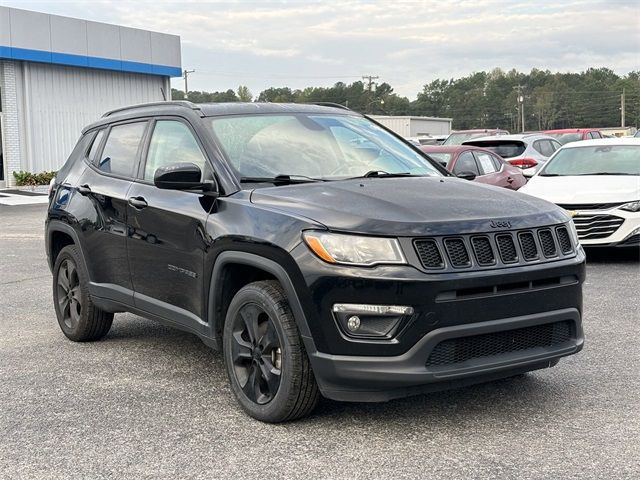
left=223, top=280, right=319, bottom=422
left=52, top=245, right=113, bottom=341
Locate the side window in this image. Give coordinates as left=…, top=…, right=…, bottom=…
left=144, top=120, right=208, bottom=181
left=589, top=131, right=601, bottom=139
left=533, top=140, right=545, bottom=155
left=97, top=122, right=147, bottom=177
left=490, top=153, right=503, bottom=171
left=474, top=151, right=497, bottom=174
left=453, top=151, right=480, bottom=176
left=87, top=129, right=105, bottom=162
left=550, top=139, right=562, bottom=152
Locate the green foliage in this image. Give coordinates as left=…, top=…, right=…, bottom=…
left=12, top=170, right=57, bottom=186
left=170, top=68, right=639, bottom=129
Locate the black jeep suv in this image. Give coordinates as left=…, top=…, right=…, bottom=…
left=46, top=102, right=585, bottom=422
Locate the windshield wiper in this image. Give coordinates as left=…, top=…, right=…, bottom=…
left=351, top=170, right=415, bottom=179
left=575, top=172, right=637, bottom=176
left=240, top=174, right=328, bottom=185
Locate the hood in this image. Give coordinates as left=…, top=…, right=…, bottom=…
left=250, top=177, right=568, bottom=236
left=521, top=175, right=640, bottom=204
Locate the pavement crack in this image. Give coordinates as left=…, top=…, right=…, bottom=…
left=1, top=275, right=50, bottom=286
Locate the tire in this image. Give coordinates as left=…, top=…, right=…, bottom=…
left=52, top=245, right=113, bottom=342
left=223, top=280, right=320, bottom=422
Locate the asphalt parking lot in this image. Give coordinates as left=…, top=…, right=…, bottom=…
left=1, top=203, right=639, bottom=479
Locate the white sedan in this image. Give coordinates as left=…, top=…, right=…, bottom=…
left=520, top=138, right=640, bottom=247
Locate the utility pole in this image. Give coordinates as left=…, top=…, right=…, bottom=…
left=514, top=85, right=525, bottom=133
left=183, top=69, right=195, bottom=98
left=362, top=75, right=379, bottom=113
left=621, top=88, right=626, bottom=127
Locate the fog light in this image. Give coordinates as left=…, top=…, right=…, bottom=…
left=347, top=316, right=361, bottom=332
left=332, top=303, right=415, bottom=339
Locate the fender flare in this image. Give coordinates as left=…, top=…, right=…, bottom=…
left=46, top=220, right=84, bottom=271
left=208, top=250, right=318, bottom=353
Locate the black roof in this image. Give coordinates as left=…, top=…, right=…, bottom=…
left=83, top=101, right=356, bottom=133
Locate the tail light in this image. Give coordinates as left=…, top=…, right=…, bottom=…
left=509, top=158, right=538, bottom=169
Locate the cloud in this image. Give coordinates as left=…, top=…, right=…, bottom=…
left=4, top=0, right=639, bottom=98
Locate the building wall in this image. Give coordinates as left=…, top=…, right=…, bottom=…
left=1, top=59, right=169, bottom=184
left=370, top=116, right=452, bottom=137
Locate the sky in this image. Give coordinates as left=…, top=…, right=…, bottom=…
left=2, top=0, right=639, bottom=99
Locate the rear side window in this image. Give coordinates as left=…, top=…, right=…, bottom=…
left=490, top=153, right=503, bottom=171
left=97, top=122, right=147, bottom=177
left=474, top=151, right=497, bottom=174
left=87, top=129, right=105, bottom=163
left=453, top=151, right=480, bottom=176
left=144, top=120, right=208, bottom=181
left=534, top=140, right=555, bottom=157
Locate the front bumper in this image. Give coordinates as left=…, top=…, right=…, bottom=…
left=311, top=308, right=583, bottom=402
left=575, top=208, right=640, bottom=246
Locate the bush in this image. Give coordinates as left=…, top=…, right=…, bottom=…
left=12, top=170, right=57, bottom=186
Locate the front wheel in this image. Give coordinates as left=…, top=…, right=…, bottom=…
left=223, top=280, right=319, bottom=422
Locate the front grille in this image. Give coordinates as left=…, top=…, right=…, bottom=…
left=538, top=229, right=557, bottom=257
left=412, top=223, right=575, bottom=272
left=518, top=232, right=539, bottom=260
left=556, top=227, right=573, bottom=254
left=414, top=239, right=444, bottom=269
left=426, top=321, right=573, bottom=367
left=471, top=236, right=495, bottom=265
left=496, top=234, right=518, bottom=263
left=573, top=214, right=624, bottom=240
left=557, top=202, right=622, bottom=211
left=444, top=238, right=471, bottom=267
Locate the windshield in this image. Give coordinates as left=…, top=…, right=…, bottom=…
left=208, top=114, right=442, bottom=181
left=539, top=145, right=639, bottom=176
left=444, top=132, right=491, bottom=145
left=547, top=133, right=582, bottom=144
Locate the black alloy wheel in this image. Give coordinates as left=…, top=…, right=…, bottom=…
left=230, top=302, right=283, bottom=405
left=56, top=259, right=82, bottom=330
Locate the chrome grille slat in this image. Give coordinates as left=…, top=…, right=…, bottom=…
left=572, top=214, right=624, bottom=240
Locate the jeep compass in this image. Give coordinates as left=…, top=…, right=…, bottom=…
left=46, top=102, right=585, bottom=422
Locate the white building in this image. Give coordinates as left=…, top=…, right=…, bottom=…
left=0, top=7, right=182, bottom=187
left=370, top=115, right=452, bottom=138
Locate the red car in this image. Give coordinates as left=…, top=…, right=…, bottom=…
left=443, top=128, right=509, bottom=145
left=544, top=128, right=603, bottom=144
left=420, top=145, right=526, bottom=190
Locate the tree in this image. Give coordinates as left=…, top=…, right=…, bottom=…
left=237, top=85, right=253, bottom=102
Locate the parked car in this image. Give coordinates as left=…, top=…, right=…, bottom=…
left=46, top=101, right=585, bottom=422
left=442, top=129, right=509, bottom=145
left=406, top=135, right=448, bottom=146
left=544, top=128, right=603, bottom=144
left=463, top=134, right=563, bottom=177
left=420, top=145, right=526, bottom=190
left=520, top=138, right=640, bottom=247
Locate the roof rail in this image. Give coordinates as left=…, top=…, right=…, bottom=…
left=102, top=100, right=201, bottom=118
left=309, top=102, right=352, bottom=111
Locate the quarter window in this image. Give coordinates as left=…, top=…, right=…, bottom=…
left=97, top=122, right=147, bottom=177
left=144, top=120, right=208, bottom=181
left=87, top=129, right=105, bottom=162
left=453, top=151, right=480, bottom=176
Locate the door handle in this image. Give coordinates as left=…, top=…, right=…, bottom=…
left=77, top=184, right=92, bottom=195
left=128, top=196, right=148, bottom=209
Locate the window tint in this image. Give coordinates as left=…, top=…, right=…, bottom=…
left=474, top=151, right=497, bottom=174
left=87, top=129, right=105, bottom=162
left=453, top=151, right=480, bottom=176
left=145, top=121, right=208, bottom=180
left=535, top=140, right=555, bottom=157
left=97, top=122, right=146, bottom=177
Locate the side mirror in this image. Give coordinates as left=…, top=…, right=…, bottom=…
left=154, top=163, right=214, bottom=192
left=456, top=171, right=477, bottom=181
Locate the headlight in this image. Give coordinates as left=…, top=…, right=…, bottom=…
left=568, top=220, right=580, bottom=247
left=620, top=200, right=640, bottom=212
left=303, top=231, right=406, bottom=266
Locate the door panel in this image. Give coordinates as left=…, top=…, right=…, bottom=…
left=127, top=118, right=214, bottom=321
left=126, top=184, right=212, bottom=319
